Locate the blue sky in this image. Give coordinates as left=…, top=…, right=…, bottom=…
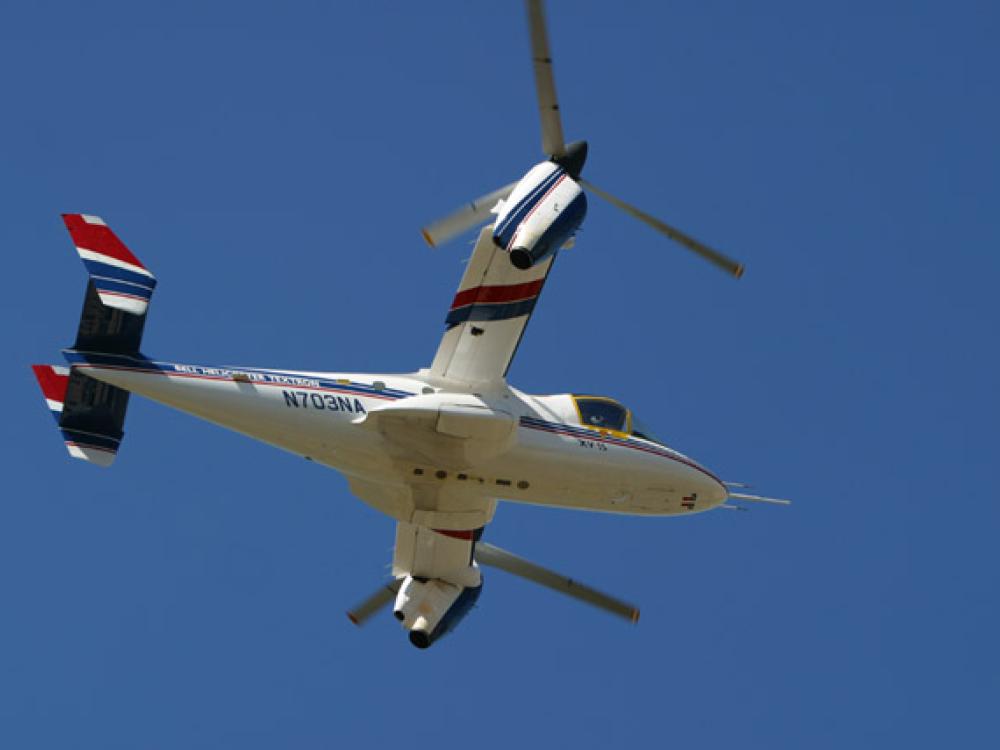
left=2, top=1, right=998, bottom=747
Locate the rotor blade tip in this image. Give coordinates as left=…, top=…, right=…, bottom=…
left=733, top=264, right=745, bottom=279
left=630, top=609, right=641, bottom=624
left=421, top=229, right=436, bottom=248
left=346, top=612, right=360, bottom=626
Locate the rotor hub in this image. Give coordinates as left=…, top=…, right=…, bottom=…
left=551, top=140, right=588, bottom=179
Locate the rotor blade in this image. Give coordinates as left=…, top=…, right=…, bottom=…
left=579, top=178, right=746, bottom=279
left=421, top=182, right=517, bottom=248
left=475, top=542, right=639, bottom=623
left=346, top=579, right=402, bottom=627
left=525, top=0, right=566, bottom=157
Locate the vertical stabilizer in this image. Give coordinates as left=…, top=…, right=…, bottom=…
left=32, top=214, right=157, bottom=467
left=31, top=364, right=123, bottom=466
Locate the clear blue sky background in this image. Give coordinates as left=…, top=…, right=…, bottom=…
left=2, top=1, right=998, bottom=747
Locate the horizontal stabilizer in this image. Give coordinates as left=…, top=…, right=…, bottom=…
left=31, top=364, right=125, bottom=466
left=63, top=214, right=156, bottom=316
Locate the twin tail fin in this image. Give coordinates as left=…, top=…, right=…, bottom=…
left=31, top=214, right=155, bottom=466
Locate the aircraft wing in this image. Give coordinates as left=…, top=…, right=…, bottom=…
left=429, top=225, right=555, bottom=387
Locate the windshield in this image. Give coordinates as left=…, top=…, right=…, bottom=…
left=573, top=396, right=630, bottom=433
left=572, top=395, right=665, bottom=444
left=631, top=416, right=664, bottom=445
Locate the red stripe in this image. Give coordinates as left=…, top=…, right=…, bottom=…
left=451, top=279, right=545, bottom=310
left=432, top=528, right=475, bottom=540
left=521, top=421, right=723, bottom=484
left=62, top=214, right=146, bottom=269
left=31, top=365, right=69, bottom=402
left=508, top=174, right=567, bottom=250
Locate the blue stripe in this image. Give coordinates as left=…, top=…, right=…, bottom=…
left=493, top=167, right=564, bottom=249
left=92, top=277, right=154, bottom=300
left=61, top=351, right=415, bottom=400
left=445, top=297, right=539, bottom=328
left=495, top=167, right=559, bottom=235
left=82, top=259, right=157, bottom=291
left=520, top=415, right=706, bottom=469
left=521, top=415, right=634, bottom=444
left=92, top=274, right=155, bottom=292
left=493, top=168, right=561, bottom=245
left=520, top=416, right=597, bottom=440
left=61, top=428, right=121, bottom=452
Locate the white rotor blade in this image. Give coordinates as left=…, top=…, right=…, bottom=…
left=476, top=542, right=639, bottom=623
left=346, top=579, right=402, bottom=627
left=421, top=182, right=517, bottom=248
left=579, top=178, right=746, bottom=279
left=525, top=0, right=566, bottom=157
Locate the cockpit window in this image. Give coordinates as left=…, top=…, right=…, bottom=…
left=574, top=397, right=629, bottom=433
left=631, top=416, right=664, bottom=445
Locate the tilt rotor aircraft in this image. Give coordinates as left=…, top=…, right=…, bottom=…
left=32, top=1, right=786, bottom=648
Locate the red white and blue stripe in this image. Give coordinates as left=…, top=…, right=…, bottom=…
left=58, top=428, right=122, bottom=465
left=445, top=279, right=546, bottom=329
left=492, top=164, right=565, bottom=250
left=519, top=415, right=722, bottom=484
left=30, top=363, right=120, bottom=466
left=31, top=364, right=69, bottom=423
left=61, top=350, right=416, bottom=402
left=63, top=213, right=156, bottom=316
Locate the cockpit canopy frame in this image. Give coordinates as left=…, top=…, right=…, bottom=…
left=571, top=394, right=663, bottom=445
left=571, top=395, right=631, bottom=436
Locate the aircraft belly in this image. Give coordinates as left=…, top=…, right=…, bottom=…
left=476, top=430, right=630, bottom=512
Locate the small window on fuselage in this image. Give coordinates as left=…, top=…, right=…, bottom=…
left=574, top=397, right=629, bottom=433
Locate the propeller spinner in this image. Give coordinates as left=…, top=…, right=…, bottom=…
left=422, top=0, right=744, bottom=279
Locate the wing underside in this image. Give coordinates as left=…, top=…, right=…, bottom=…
left=429, top=226, right=554, bottom=386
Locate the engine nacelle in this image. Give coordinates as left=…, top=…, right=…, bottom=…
left=393, top=575, right=484, bottom=649
left=492, top=161, right=588, bottom=270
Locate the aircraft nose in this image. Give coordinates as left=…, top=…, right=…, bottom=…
left=684, top=465, right=727, bottom=509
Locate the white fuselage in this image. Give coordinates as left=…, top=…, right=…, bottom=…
left=65, top=353, right=727, bottom=520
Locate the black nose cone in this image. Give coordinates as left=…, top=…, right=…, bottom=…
left=552, top=140, right=588, bottom=179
